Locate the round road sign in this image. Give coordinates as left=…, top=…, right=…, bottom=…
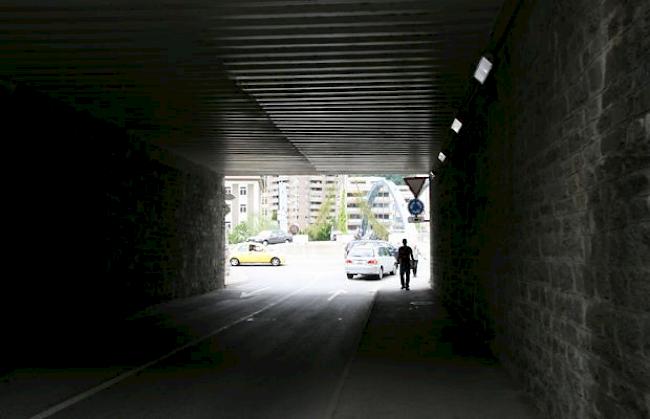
left=408, top=198, right=424, bottom=216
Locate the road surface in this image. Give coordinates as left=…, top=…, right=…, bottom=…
left=2, top=242, right=396, bottom=418
left=2, top=242, right=535, bottom=419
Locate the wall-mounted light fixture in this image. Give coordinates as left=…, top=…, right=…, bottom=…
left=429, top=171, right=435, bottom=178
left=451, top=118, right=463, bottom=133
left=438, top=152, right=447, bottom=163
left=473, top=56, right=493, bottom=84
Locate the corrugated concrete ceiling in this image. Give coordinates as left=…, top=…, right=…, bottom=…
left=0, top=0, right=503, bottom=174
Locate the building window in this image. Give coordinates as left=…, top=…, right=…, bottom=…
left=240, top=186, right=247, bottom=196
left=225, top=186, right=232, bottom=195
left=240, top=204, right=247, bottom=213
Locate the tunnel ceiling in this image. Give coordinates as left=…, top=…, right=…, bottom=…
left=1, top=0, right=503, bottom=175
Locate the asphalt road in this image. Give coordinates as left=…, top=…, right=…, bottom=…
left=2, top=242, right=537, bottom=419
left=2, top=242, right=397, bottom=418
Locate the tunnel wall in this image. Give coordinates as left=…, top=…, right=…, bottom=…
left=2, top=81, right=225, bottom=368
left=433, top=1, right=649, bottom=418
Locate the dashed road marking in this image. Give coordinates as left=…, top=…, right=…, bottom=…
left=31, top=280, right=317, bottom=419
left=240, top=286, right=271, bottom=298
left=327, top=289, right=348, bottom=302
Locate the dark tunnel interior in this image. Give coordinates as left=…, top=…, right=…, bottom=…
left=1, top=1, right=649, bottom=418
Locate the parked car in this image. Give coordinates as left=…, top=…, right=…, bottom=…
left=229, top=242, right=285, bottom=266
left=345, top=245, right=396, bottom=279
left=345, top=239, right=397, bottom=258
left=248, top=230, right=293, bottom=245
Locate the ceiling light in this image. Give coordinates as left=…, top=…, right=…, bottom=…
left=473, top=56, right=493, bottom=84
left=438, top=152, right=446, bottom=163
left=451, top=118, right=462, bottom=133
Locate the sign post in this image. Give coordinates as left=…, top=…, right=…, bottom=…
left=404, top=176, right=429, bottom=223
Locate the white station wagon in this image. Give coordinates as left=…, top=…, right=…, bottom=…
left=345, top=245, right=396, bottom=280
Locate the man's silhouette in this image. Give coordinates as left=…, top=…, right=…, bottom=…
left=397, top=239, right=415, bottom=290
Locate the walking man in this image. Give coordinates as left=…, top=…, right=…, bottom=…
left=397, top=238, right=415, bottom=290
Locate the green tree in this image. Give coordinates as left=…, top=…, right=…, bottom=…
left=381, top=174, right=406, bottom=185
left=228, top=222, right=252, bottom=244
left=253, top=213, right=277, bottom=233
left=228, top=213, right=277, bottom=244
left=352, top=192, right=389, bottom=241
left=306, top=186, right=336, bottom=241
left=337, top=192, right=348, bottom=233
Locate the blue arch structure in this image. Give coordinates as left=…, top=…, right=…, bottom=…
left=359, top=178, right=425, bottom=239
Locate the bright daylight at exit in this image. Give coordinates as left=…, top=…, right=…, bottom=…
left=224, top=174, right=431, bottom=287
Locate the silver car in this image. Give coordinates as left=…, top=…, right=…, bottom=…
left=345, top=239, right=397, bottom=258
left=345, top=245, right=396, bottom=280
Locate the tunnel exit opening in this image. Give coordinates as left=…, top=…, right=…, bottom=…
left=224, top=174, right=432, bottom=289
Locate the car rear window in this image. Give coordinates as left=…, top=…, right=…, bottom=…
left=349, top=247, right=374, bottom=257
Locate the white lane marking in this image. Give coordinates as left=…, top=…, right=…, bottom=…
left=327, top=289, right=348, bottom=302
left=31, top=280, right=317, bottom=419
left=240, top=286, right=271, bottom=299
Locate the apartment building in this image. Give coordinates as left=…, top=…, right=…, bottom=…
left=260, top=175, right=423, bottom=235
left=224, top=176, right=264, bottom=235
left=345, top=176, right=404, bottom=234
left=262, top=175, right=343, bottom=231
left=307, top=175, right=341, bottom=224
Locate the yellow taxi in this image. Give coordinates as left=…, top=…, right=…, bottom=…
left=229, top=242, right=286, bottom=266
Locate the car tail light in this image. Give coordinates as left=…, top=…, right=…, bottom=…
left=368, top=259, right=378, bottom=264
left=345, top=259, right=352, bottom=264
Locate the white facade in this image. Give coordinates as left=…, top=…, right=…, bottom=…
left=345, top=176, right=403, bottom=234
left=224, top=176, right=264, bottom=236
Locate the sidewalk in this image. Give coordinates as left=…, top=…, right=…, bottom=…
left=331, top=278, right=539, bottom=419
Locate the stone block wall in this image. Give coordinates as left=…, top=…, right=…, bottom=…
left=2, top=81, right=225, bottom=368
left=104, top=131, right=225, bottom=310
left=433, top=1, right=649, bottom=418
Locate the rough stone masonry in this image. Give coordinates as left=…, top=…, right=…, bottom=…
left=433, top=1, right=649, bottom=418
left=2, top=81, right=226, bottom=369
